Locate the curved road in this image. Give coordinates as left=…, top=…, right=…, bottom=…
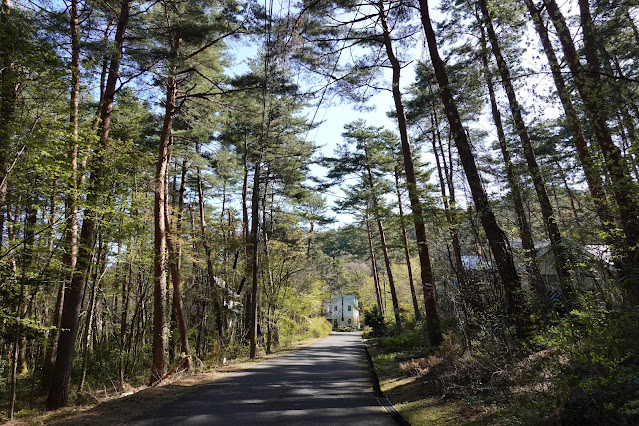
left=131, top=332, right=396, bottom=425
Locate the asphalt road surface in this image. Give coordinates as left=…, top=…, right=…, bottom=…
left=131, top=332, right=396, bottom=425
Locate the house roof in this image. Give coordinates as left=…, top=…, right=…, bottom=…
left=536, top=242, right=615, bottom=267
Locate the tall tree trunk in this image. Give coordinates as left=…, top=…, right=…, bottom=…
left=8, top=201, right=36, bottom=419
left=47, top=0, right=131, bottom=410
left=363, top=151, right=401, bottom=330
left=365, top=212, right=384, bottom=313
left=418, top=0, right=527, bottom=337
left=307, top=220, right=314, bottom=257
left=164, top=159, right=191, bottom=372
left=78, top=238, right=104, bottom=392
left=544, top=0, right=639, bottom=295
left=196, top=162, right=224, bottom=340
left=478, top=0, right=574, bottom=307
left=378, top=0, right=440, bottom=345
left=249, top=159, right=260, bottom=358
left=375, top=217, right=401, bottom=330
left=524, top=0, right=613, bottom=233
left=429, top=102, right=465, bottom=289
left=477, top=25, right=549, bottom=313
left=150, top=66, right=178, bottom=384
left=0, top=0, right=18, bottom=249
left=118, top=244, right=133, bottom=388
left=43, top=0, right=81, bottom=391
left=393, top=166, right=420, bottom=321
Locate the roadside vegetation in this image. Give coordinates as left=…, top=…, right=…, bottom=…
left=365, top=303, right=639, bottom=424
left=1, top=0, right=639, bottom=422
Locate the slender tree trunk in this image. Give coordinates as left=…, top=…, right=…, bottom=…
left=477, top=25, right=549, bottom=313
left=307, top=220, right=314, bottom=257
left=418, top=0, right=527, bottom=337
left=150, top=65, right=178, bottom=384
left=429, top=103, right=465, bottom=288
left=196, top=155, right=224, bottom=338
left=478, top=0, right=574, bottom=307
left=378, top=0, right=440, bottom=345
left=544, top=0, right=639, bottom=294
left=78, top=238, right=103, bottom=392
left=376, top=217, right=401, bottom=330
left=47, top=0, right=131, bottom=410
left=363, top=152, right=401, bottom=329
left=0, top=0, right=18, bottom=249
left=242, top=138, right=250, bottom=244
left=164, top=159, right=191, bottom=372
left=118, top=244, right=132, bottom=388
left=394, top=167, right=420, bottom=321
left=249, top=159, right=260, bottom=358
left=43, top=0, right=81, bottom=391
left=262, top=182, right=273, bottom=353
left=365, top=212, right=384, bottom=313
left=8, top=201, right=36, bottom=419
left=555, top=160, right=585, bottom=243
left=524, top=0, right=613, bottom=232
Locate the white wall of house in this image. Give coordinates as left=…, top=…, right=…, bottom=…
left=324, top=294, right=360, bottom=329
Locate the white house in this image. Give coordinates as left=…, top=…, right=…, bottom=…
left=324, top=294, right=360, bottom=329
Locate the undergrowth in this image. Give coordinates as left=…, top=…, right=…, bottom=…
left=367, top=300, right=639, bottom=424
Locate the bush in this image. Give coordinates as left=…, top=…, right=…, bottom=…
left=309, top=317, right=332, bottom=338
left=530, top=301, right=639, bottom=422
left=377, top=332, right=423, bottom=353
left=364, top=306, right=386, bottom=337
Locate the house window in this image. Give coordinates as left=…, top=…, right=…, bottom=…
left=347, top=305, right=351, bottom=312
left=348, top=319, right=352, bottom=325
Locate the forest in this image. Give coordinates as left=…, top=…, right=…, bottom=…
left=0, top=0, right=638, bottom=422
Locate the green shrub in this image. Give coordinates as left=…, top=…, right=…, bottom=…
left=364, top=306, right=386, bottom=337
left=531, top=299, right=639, bottom=422
left=309, top=317, right=332, bottom=338
left=377, top=332, right=423, bottom=353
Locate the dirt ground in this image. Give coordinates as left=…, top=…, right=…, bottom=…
left=10, top=340, right=321, bottom=426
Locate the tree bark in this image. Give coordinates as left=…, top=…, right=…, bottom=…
left=477, top=24, right=549, bottom=313
left=0, top=0, right=18, bottom=249
left=429, top=102, right=465, bottom=290
left=544, top=0, right=639, bottom=294
left=196, top=155, right=224, bottom=338
left=249, top=159, right=260, bottom=358
left=150, top=68, right=178, bottom=385
left=363, top=148, right=401, bottom=330
left=524, top=0, right=613, bottom=232
left=77, top=238, right=104, bottom=392
left=118, top=244, right=133, bottom=388
left=378, top=0, right=440, bottom=345
left=165, top=159, right=191, bottom=372
left=8, top=201, right=36, bottom=419
left=47, top=0, right=131, bottom=410
left=43, top=0, right=81, bottom=391
left=394, top=166, right=420, bottom=321
left=418, top=0, right=527, bottom=337
left=478, top=0, right=574, bottom=307
left=365, top=212, right=384, bottom=313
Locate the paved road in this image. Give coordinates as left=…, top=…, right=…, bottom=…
left=131, top=332, right=396, bottom=425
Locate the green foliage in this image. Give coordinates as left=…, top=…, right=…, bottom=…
left=309, top=317, right=332, bottom=338
left=220, top=339, right=250, bottom=361
left=364, top=306, right=386, bottom=337
left=530, top=300, right=639, bottom=421
left=376, top=332, right=422, bottom=353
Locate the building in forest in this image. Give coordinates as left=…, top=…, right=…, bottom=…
left=323, top=294, right=360, bottom=329
left=534, top=243, right=616, bottom=292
